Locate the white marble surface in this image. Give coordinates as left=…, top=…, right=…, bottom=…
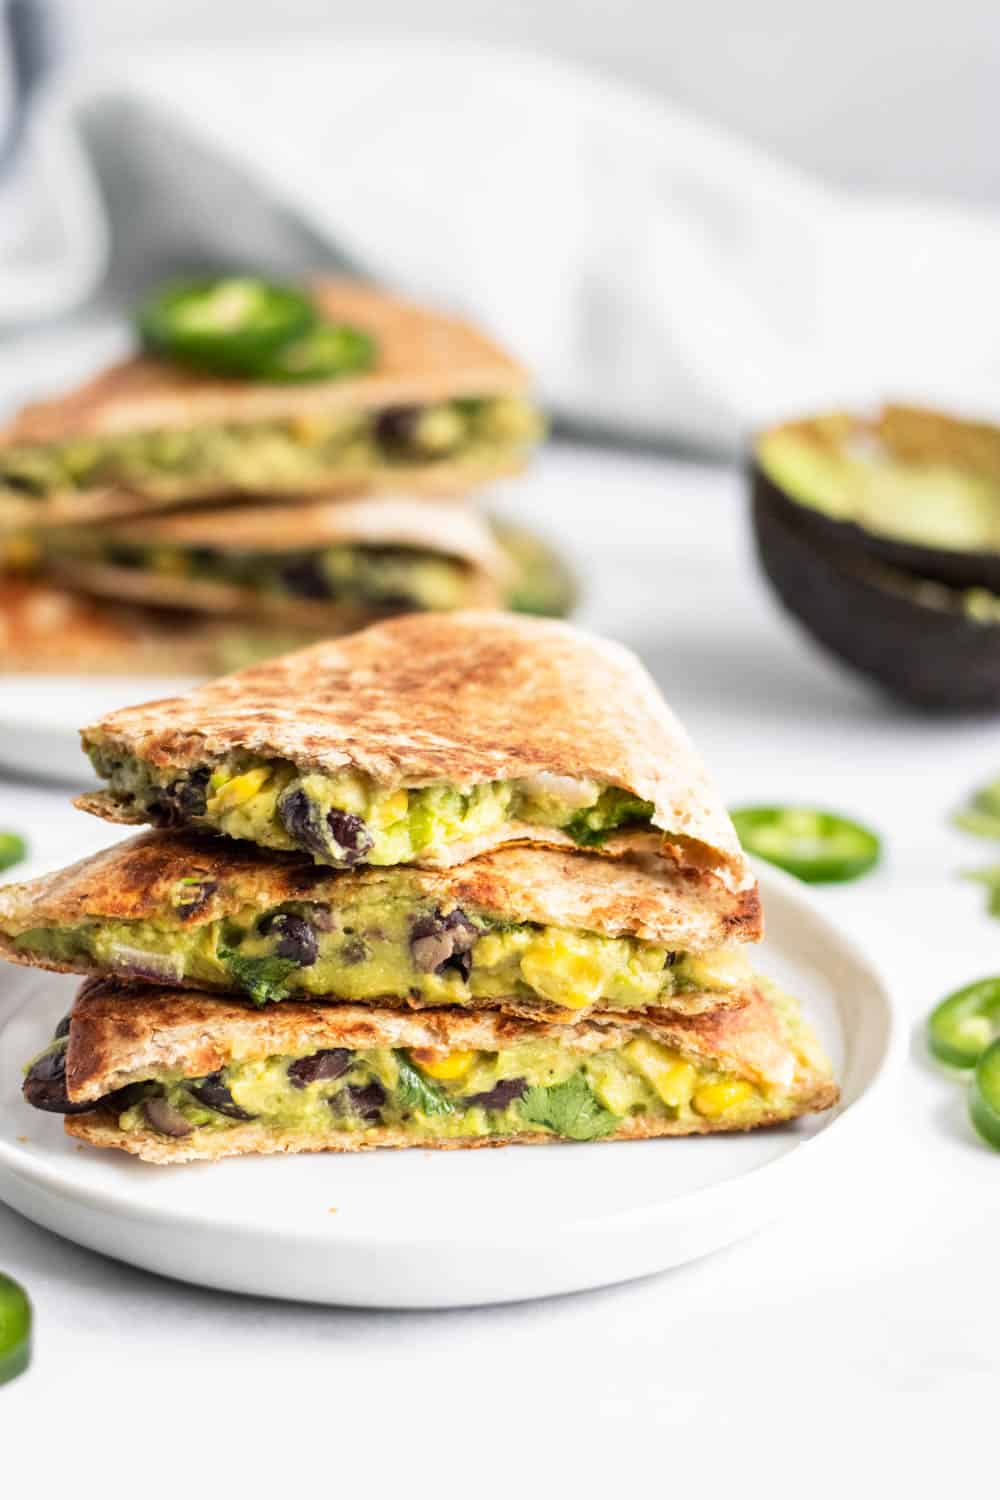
left=1, top=442, right=997, bottom=1465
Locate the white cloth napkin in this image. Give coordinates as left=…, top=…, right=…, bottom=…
left=3, top=36, right=1000, bottom=453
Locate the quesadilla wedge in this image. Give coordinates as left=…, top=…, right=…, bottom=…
left=0, top=829, right=761, bottom=1019
left=79, top=613, right=754, bottom=896
left=23, top=977, right=837, bottom=1163
left=0, top=575, right=323, bottom=676
left=35, top=495, right=511, bottom=623
left=0, top=280, right=542, bottom=530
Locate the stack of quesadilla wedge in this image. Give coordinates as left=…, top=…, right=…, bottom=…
left=5, top=613, right=837, bottom=1162
left=1, top=277, right=566, bottom=673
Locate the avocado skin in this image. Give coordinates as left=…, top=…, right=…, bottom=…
left=751, top=483, right=1000, bottom=713
left=752, top=459, right=1000, bottom=594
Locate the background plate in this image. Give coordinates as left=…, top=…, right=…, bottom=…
left=0, top=865, right=897, bottom=1308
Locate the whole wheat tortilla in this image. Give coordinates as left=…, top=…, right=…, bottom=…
left=79, top=612, right=755, bottom=891
left=0, top=828, right=762, bottom=1001
left=0, top=279, right=533, bottom=526
left=0, top=575, right=324, bottom=675
left=43, top=495, right=510, bottom=620
left=60, top=975, right=834, bottom=1101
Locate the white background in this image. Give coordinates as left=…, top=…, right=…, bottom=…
left=1, top=443, right=999, bottom=1470
left=54, top=0, right=1000, bottom=202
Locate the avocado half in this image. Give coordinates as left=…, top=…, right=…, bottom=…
left=754, top=406, right=1000, bottom=591
left=752, top=485, right=1000, bottom=711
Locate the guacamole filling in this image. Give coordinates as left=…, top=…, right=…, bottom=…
left=87, top=749, right=659, bottom=867
left=0, top=397, right=542, bottom=501
left=757, top=425, right=1000, bottom=554
left=26, top=1030, right=789, bottom=1142
left=43, top=534, right=476, bottom=612
left=12, top=887, right=749, bottom=1012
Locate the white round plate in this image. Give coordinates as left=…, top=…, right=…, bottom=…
left=0, top=865, right=898, bottom=1307
left=0, top=675, right=198, bottom=784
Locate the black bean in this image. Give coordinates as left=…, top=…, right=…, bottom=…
left=22, top=1044, right=93, bottom=1114
left=278, top=786, right=374, bottom=865
left=282, top=556, right=332, bottom=599
left=189, top=1072, right=256, bottom=1120
left=278, top=787, right=323, bottom=852
left=151, top=766, right=210, bottom=826
left=340, top=937, right=369, bottom=965
left=344, top=1079, right=386, bottom=1122
left=464, top=1077, right=528, bottom=1111
left=326, top=810, right=373, bottom=864
left=259, top=911, right=318, bottom=966
left=174, top=878, right=218, bottom=920
left=288, top=1049, right=351, bottom=1089
left=144, top=1097, right=194, bottom=1137
left=53, top=1012, right=73, bottom=1040
left=374, top=406, right=422, bottom=450
left=409, top=908, right=479, bottom=976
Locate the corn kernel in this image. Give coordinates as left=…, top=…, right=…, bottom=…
left=410, top=1048, right=479, bottom=1081
left=208, top=765, right=273, bottom=811
left=1, top=535, right=39, bottom=570
left=624, top=1038, right=697, bottom=1107
left=521, top=931, right=609, bottom=1010
left=679, top=948, right=752, bottom=992
left=376, top=789, right=409, bottom=827
left=692, top=1078, right=756, bottom=1119
left=148, top=547, right=189, bottom=576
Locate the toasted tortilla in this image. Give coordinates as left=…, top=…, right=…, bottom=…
left=0, top=575, right=326, bottom=675
left=42, top=495, right=511, bottom=620
left=79, top=612, right=753, bottom=889
left=0, top=827, right=761, bottom=975
left=59, top=978, right=837, bottom=1163
left=0, top=280, right=532, bottom=527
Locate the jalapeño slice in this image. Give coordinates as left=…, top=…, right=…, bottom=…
left=928, top=978, right=1000, bottom=1068
left=0, top=1274, right=31, bottom=1386
left=730, top=805, right=881, bottom=884
left=137, top=276, right=315, bottom=373
left=0, top=832, right=25, bottom=871
left=249, top=322, right=376, bottom=383
left=970, top=1039, right=1000, bottom=1149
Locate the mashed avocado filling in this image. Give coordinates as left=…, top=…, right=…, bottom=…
left=0, top=396, right=542, bottom=501
left=41, top=532, right=476, bottom=612
left=12, top=883, right=750, bottom=1013
left=105, top=1032, right=784, bottom=1142
left=86, top=748, right=658, bottom=867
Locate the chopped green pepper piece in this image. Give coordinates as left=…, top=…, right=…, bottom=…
left=136, top=276, right=315, bottom=374
left=0, top=833, right=26, bottom=872
left=0, top=1274, right=31, bottom=1386
left=928, top=978, right=1000, bottom=1068
left=970, top=1039, right=1000, bottom=1149
left=730, top=805, right=881, bottom=884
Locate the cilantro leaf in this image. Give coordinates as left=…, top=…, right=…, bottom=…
left=518, top=1072, right=619, bottom=1141
left=219, top=948, right=298, bottom=1006
left=565, top=816, right=612, bottom=848
left=395, top=1053, right=456, bottom=1116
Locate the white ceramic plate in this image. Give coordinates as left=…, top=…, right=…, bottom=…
left=0, top=865, right=898, bottom=1308
left=0, top=676, right=198, bottom=784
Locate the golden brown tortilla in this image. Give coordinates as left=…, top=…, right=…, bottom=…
left=0, top=827, right=762, bottom=994
left=0, top=280, right=534, bottom=526
left=42, top=495, right=511, bottom=620
left=0, top=575, right=325, bottom=675
left=58, top=978, right=837, bottom=1162
left=79, top=612, right=754, bottom=889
